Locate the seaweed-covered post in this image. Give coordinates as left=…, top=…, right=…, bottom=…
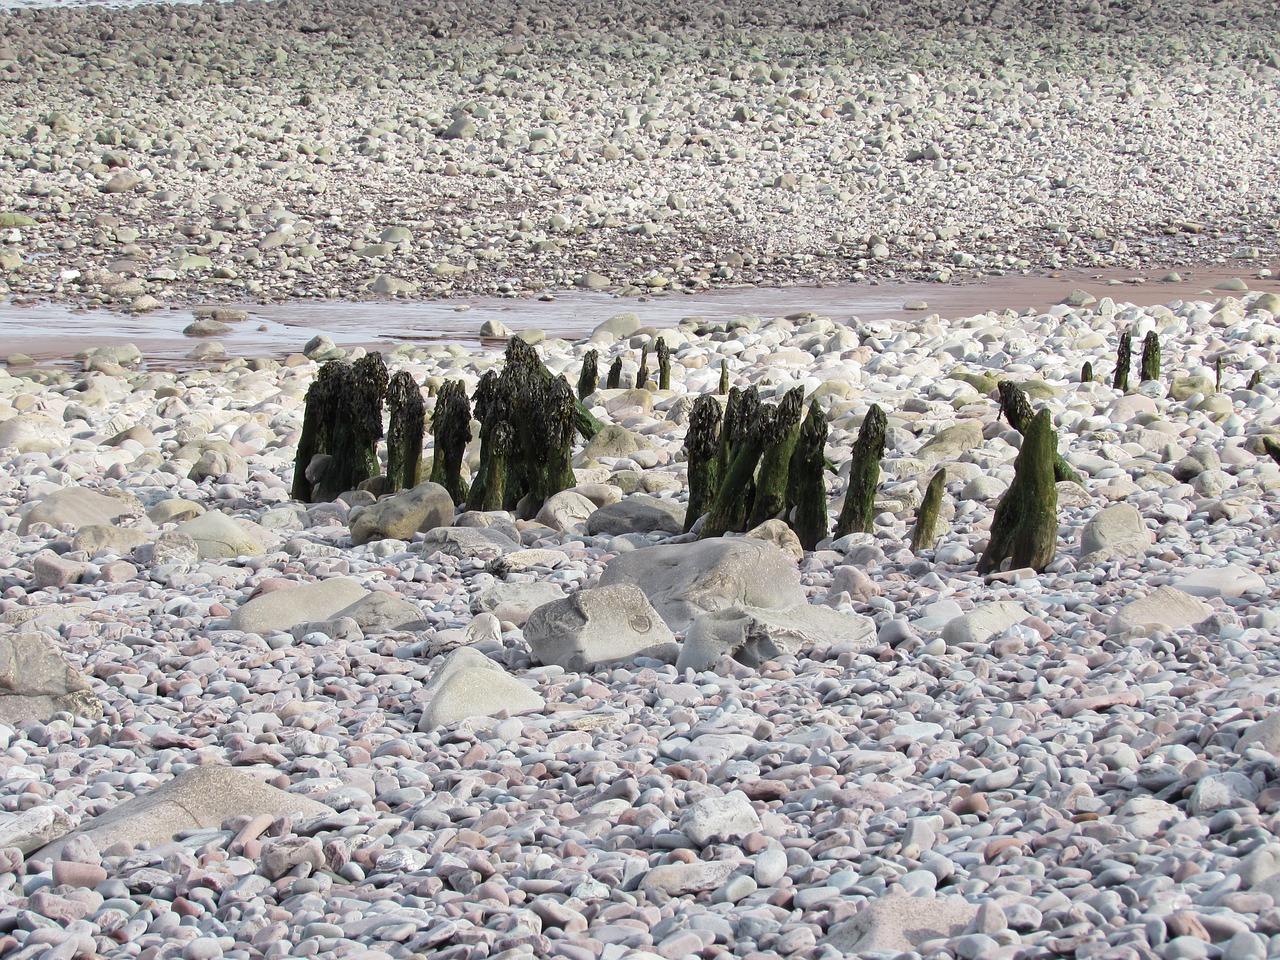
left=502, top=337, right=577, bottom=513
left=832, top=403, right=887, bottom=539
left=292, top=359, right=345, bottom=502
left=385, top=370, right=425, bottom=493
left=997, top=380, right=1084, bottom=485
left=636, top=347, right=650, bottom=390
left=1114, top=329, right=1132, bottom=392
left=1215, top=356, right=1223, bottom=393
left=468, top=369, right=511, bottom=512
left=718, top=359, right=729, bottom=395
left=315, top=353, right=388, bottom=501
left=910, top=468, right=947, bottom=553
left=683, top=394, right=723, bottom=533
left=1249, top=370, right=1262, bottom=390
left=578, top=349, right=599, bottom=400
left=701, top=397, right=771, bottom=539
left=978, top=408, right=1059, bottom=574
left=1081, top=361, right=1093, bottom=383
left=1140, top=331, right=1160, bottom=383
left=656, top=337, right=671, bottom=391
left=428, top=379, right=473, bottom=504
left=607, top=356, right=623, bottom=390
left=748, top=386, right=804, bottom=528
left=786, top=399, right=830, bottom=550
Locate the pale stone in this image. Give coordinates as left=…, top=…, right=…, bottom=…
left=418, top=647, right=545, bottom=731
left=525, top=584, right=677, bottom=670
left=175, top=510, right=265, bottom=559
left=1107, top=585, right=1213, bottom=637
left=229, top=578, right=370, bottom=634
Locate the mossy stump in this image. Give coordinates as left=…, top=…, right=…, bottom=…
left=1114, top=329, right=1132, bottom=392
left=607, top=356, right=623, bottom=390
left=428, top=379, right=473, bottom=505
left=1140, top=331, right=1161, bottom=383
left=656, top=338, right=671, bottom=391
left=683, top=394, right=723, bottom=533
left=997, top=380, right=1084, bottom=485
left=1081, top=361, right=1093, bottom=383
left=833, top=404, right=886, bottom=539
left=385, top=370, right=425, bottom=494
left=310, top=354, right=388, bottom=502
left=748, top=386, right=804, bottom=528
left=786, top=399, right=830, bottom=550
left=910, top=468, right=947, bottom=553
left=977, top=408, right=1059, bottom=574
left=578, top=349, right=599, bottom=400
left=291, top=359, right=345, bottom=502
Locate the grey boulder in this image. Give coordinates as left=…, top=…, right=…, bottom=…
left=418, top=647, right=545, bottom=732
left=677, top=602, right=875, bottom=672
left=418, top=526, right=522, bottom=561
left=524, top=584, right=678, bottom=671
left=825, top=896, right=981, bottom=955
left=598, top=537, right=805, bottom=633
left=1080, top=503, right=1153, bottom=564
left=175, top=510, right=265, bottom=559
left=475, top=580, right=566, bottom=626
left=350, top=482, right=454, bottom=546
left=228, top=577, right=370, bottom=634
left=0, top=631, right=102, bottom=725
left=18, top=486, right=144, bottom=535
left=587, top=495, right=685, bottom=536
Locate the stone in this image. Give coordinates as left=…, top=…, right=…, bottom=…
left=70, top=524, right=150, bottom=557
left=592, top=313, right=643, bottom=340
left=1107, top=585, right=1213, bottom=637
left=1188, top=772, right=1260, bottom=816
left=476, top=581, right=565, bottom=626
left=34, top=767, right=330, bottom=861
left=0, top=805, right=76, bottom=855
left=535, top=491, right=597, bottom=532
left=33, top=552, right=90, bottom=588
left=418, top=526, right=522, bottom=560
left=351, top=482, right=454, bottom=545
left=744, top=518, right=804, bottom=561
left=0, top=631, right=101, bottom=725
left=940, top=601, right=1028, bottom=646
left=1236, top=713, right=1280, bottom=756
left=419, top=613, right=503, bottom=659
left=479, top=318, right=513, bottom=338
left=918, top=420, right=984, bottom=464
left=418, top=647, right=545, bottom=731
left=525, top=584, right=678, bottom=671
left=175, top=510, right=265, bottom=559
left=677, top=602, right=875, bottom=671
left=1079, top=503, right=1153, bottom=563
left=598, top=537, right=805, bottom=633
left=229, top=578, right=370, bottom=635
left=18, top=486, right=143, bottom=535
left=1114, top=797, right=1184, bottom=840
left=586, top=495, right=685, bottom=536
left=0, top=414, right=71, bottom=454
left=331, top=591, right=430, bottom=632
left=1173, top=565, right=1267, bottom=598
left=679, top=791, right=762, bottom=846
left=824, top=895, right=981, bottom=954
left=641, top=859, right=746, bottom=899
left=151, top=530, right=200, bottom=568
left=148, top=499, right=205, bottom=524
left=578, top=424, right=651, bottom=463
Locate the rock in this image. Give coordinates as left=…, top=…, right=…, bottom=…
left=188, top=447, right=247, bottom=483
left=586, top=495, right=685, bottom=536
left=419, top=613, right=503, bottom=659
left=183, top=318, right=231, bottom=337
left=641, top=859, right=746, bottom=899
left=579, top=424, right=651, bottom=463
left=1236, top=713, right=1280, bottom=756
left=1062, top=289, right=1098, bottom=307
left=479, top=318, right=514, bottom=338
left=1114, top=796, right=1184, bottom=839
left=70, top=524, right=150, bottom=557
left=0, top=632, right=101, bottom=726
left=148, top=499, right=204, bottom=524
left=1173, top=565, right=1267, bottom=598
left=18, top=486, right=143, bottom=534
left=918, top=420, right=984, bottom=464
left=679, top=791, right=762, bottom=846
left=825, top=896, right=981, bottom=954
left=0, top=414, right=71, bottom=454
left=418, top=647, right=545, bottom=731
left=1216, top=278, right=1249, bottom=292
left=940, top=601, right=1027, bottom=646
left=744, top=518, right=804, bottom=561
left=350, top=482, right=454, bottom=545
left=441, top=115, right=477, bottom=140
left=677, top=602, right=875, bottom=671
left=524, top=584, right=678, bottom=671
left=332, top=591, right=430, bottom=632
left=418, top=526, right=522, bottom=560
left=370, top=274, right=419, bottom=295
left=575, top=272, right=612, bottom=290
left=598, top=537, right=805, bottom=633
left=476, top=581, right=565, bottom=626
left=34, top=767, right=330, bottom=861
left=228, top=578, right=370, bottom=634
left=101, top=172, right=141, bottom=194
left=592, top=313, right=643, bottom=340
left=175, top=510, right=265, bottom=559
left=33, top=551, right=90, bottom=588
left=535, top=491, right=597, bottom=532
left=1188, top=772, right=1260, bottom=816
left=150, top=530, right=200, bottom=568
left=0, top=805, right=75, bottom=855
left=1107, top=585, right=1213, bottom=637
left=1080, top=503, right=1153, bottom=563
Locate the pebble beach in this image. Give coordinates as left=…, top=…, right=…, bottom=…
left=4, top=2, right=1280, bottom=960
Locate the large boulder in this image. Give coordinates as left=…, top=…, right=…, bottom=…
left=939, top=601, right=1028, bottom=646
left=587, top=495, right=685, bottom=536
left=350, top=482, right=454, bottom=546
left=331, top=591, right=429, bottom=632
left=418, top=526, right=522, bottom=561
left=578, top=424, right=651, bottom=463
left=229, top=578, right=370, bottom=634
left=1107, top=585, right=1213, bottom=637
left=677, top=602, right=875, bottom=672
left=825, top=896, right=980, bottom=955
left=18, top=486, right=144, bottom=535
left=0, top=631, right=102, bottom=725
left=598, top=537, right=805, bottom=633
left=524, top=584, right=678, bottom=671
left=475, top=581, right=566, bottom=626
left=418, top=647, right=545, bottom=732
left=34, top=767, right=330, bottom=862
left=0, top=414, right=71, bottom=454
left=175, top=510, right=265, bottom=559
left=1080, top=503, right=1153, bottom=563
left=535, top=491, right=597, bottom=533
left=918, top=420, right=984, bottom=465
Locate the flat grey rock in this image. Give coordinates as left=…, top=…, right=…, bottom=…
left=0, top=631, right=102, bottom=726
left=677, top=602, right=875, bottom=672
left=525, top=584, right=678, bottom=671
left=229, top=577, right=370, bottom=634
left=476, top=580, right=565, bottom=626
left=35, top=767, right=330, bottom=861
left=351, top=481, right=454, bottom=545
left=332, top=591, right=430, bottom=632
left=418, top=526, right=522, bottom=560
left=1080, top=503, right=1152, bottom=563
left=18, top=486, right=144, bottom=535
left=825, top=895, right=980, bottom=955
left=418, top=647, right=544, bottom=731
left=1107, top=585, right=1212, bottom=637
left=175, top=509, right=265, bottom=559
left=586, top=495, right=685, bottom=536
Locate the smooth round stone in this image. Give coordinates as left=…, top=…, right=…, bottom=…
left=754, top=849, right=788, bottom=887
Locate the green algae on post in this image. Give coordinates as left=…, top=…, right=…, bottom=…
left=978, top=408, right=1059, bottom=575
left=428, top=379, right=473, bottom=505
left=468, top=369, right=512, bottom=512
left=656, top=337, right=671, bottom=391
left=291, top=359, right=345, bottom=502
left=910, top=467, right=947, bottom=553
left=607, top=356, right=623, bottom=390
left=719, top=359, right=729, bottom=395
left=748, top=386, right=804, bottom=529
left=1140, top=331, right=1161, bottom=383
left=997, top=380, right=1084, bottom=486
left=683, top=394, right=723, bottom=533
left=1114, top=329, right=1132, bottom=392
left=786, top=398, right=830, bottom=550
left=636, top=346, right=650, bottom=390
left=578, top=349, right=599, bottom=400
left=385, top=370, right=425, bottom=494
left=833, top=403, right=886, bottom=539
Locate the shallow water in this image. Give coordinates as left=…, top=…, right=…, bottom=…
left=2, top=266, right=1276, bottom=368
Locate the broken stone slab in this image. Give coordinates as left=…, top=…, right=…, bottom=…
left=1106, top=585, right=1213, bottom=637
left=415, top=613, right=503, bottom=660
left=939, top=601, right=1028, bottom=647
left=417, top=526, right=522, bottom=561
left=174, top=510, right=266, bottom=559
left=597, top=537, right=805, bottom=633
left=475, top=580, right=565, bottom=627
left=641, top=859, right=747, bottom=900
left=524, top=584, right=678, bottom=672
left=228, top=577, right=370, bottom=635
left=1172, top=564, right=1268, bottom=599
left=34, top=766, right=331, bottom=862
left=824, top=895, right=981, bottom=955
left=417, top=646, right=545, bottom=732
left=18, top=486, right=144, bottom=535
left=0, top=805, right=76, bottom=855
left=676, top=602, right=875, bottom=672
left=330, top=591, right=430, bottom=633
left=0, top=631, right=102, bottom=725
left=350, top=481, right=454, bottom=546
